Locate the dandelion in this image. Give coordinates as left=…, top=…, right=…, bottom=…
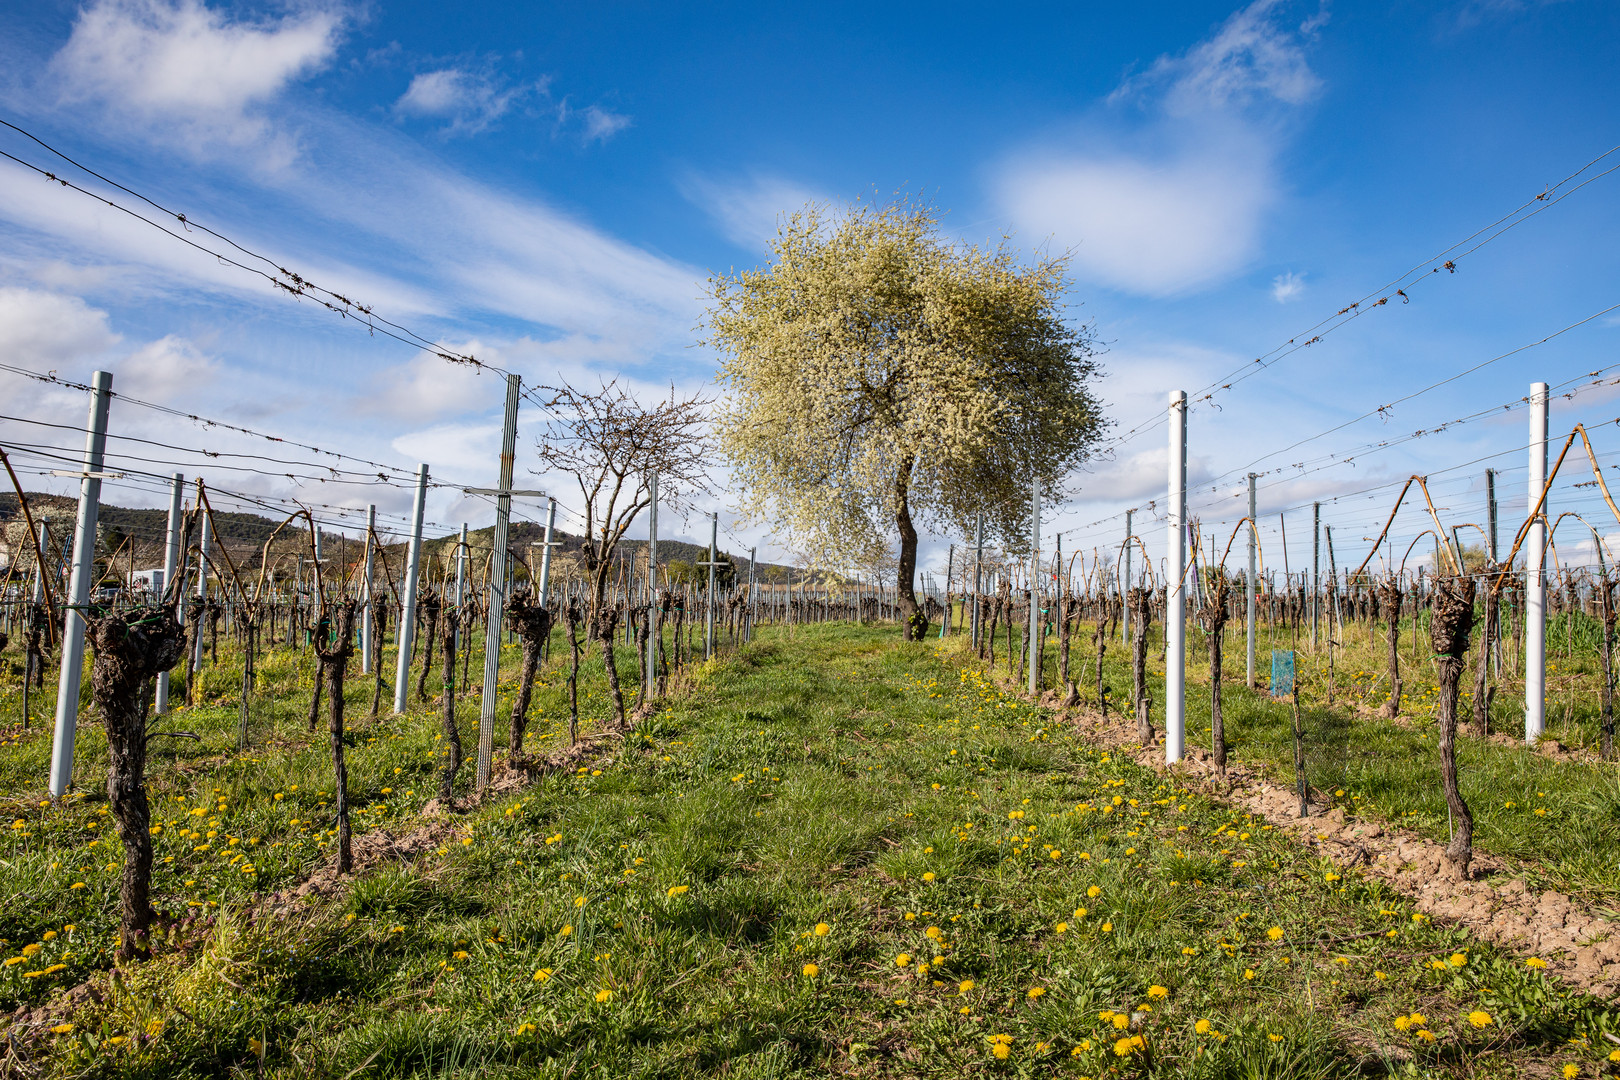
left=559, top=925, right=573, bottom=937
left=814, top=922, right=831, bottom=936
left=1181, top=947, right=1198, bottom=956
left=1148, top=985, right=1169, bottom=999
left=1027, top=987, right=1045, bottom=1000
left=1087, top=885, right=1101, bottom=898
left=1267, top=926, right=1285, bottom=941
left=1468, top=1011, right=1492, bottom=1028
left=991, top=1042, right=1010, bottom=1059
left=1050, top=850, right=1062, bottom=860
left=666, top=885, right=689, bottom=898
left=1415, top=1029, right=1436, bottom=1043
left=1448, top=953, right=1467, bottom=967
left=1101, top=921, right=1113, bottom=933
left=959, top=979, right=975, bottom=994
left=802, top=963, right=819, bottom=978
left=1268, top=1033, right=1283, bottom=1042
left=922, top=872, right=937, bottom=882
left=1394, top=1016, right=1412, bottom=1032
left=1111, top=1014, right=1130, bottom=1030
left=50, top=1024, right=72, bottom=1035
left=896, top=954, right=912, bottom=967
left=515, top=1023, right=536, bottom=1035
left=1527, top=957, right=1548, bottom=970
left=1055, top=922, right=1069, bottom=933
left=1563, top=1066, right=1580, bottom=1079
left=575, top=896, right=588, bottom=907
left=595, top=989, right=613, bottom=1003
left=1195, top=1019, right=1212, bottom=1035
left=534, top=968, right=553, bottom=981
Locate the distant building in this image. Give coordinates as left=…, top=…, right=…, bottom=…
left=129, top=568, right=166, bottom=594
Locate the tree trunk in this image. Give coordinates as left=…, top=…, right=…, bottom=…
left=565, top=601, right=584, bottom=746
left=1201, top=571, right=1231, bottom=775
left=506, top=591, right=552, bottom=755
left=894, top=462, right=928, bottom=640
left=1379, top=580, right=1402, bottom=718
left=1430, top=575, right=1477, bottom=879
left=315, top=603, right=357, bottom=873
left=436, top=608, right=463, bottom=803
left=416, top=593, right=441, bottom=703
left=598, top=607, right=627, bottom=729
left=88, top=607, right=187, bottom=962
left=1130, top=587, right=1153, bottom=745
left=1473, top=578, right=1499, bottom=737
left=1601, top=576, right=1616, bottom=761
left=1093, top=614, right=1108, bottom=718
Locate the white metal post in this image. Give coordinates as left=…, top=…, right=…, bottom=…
left=646, top=474, right=658, bottom=696
left=360, top=504, right=376, bottom=674
left=1122, top=510, right=1133, bottom=644
left=155, top=471, right=184, bottom=715
left=1028, top=478, right=1040, bottom=694
left=971, top=514, right=984, bottom=649
left=454, top=523, right=469, bottom=655
left=746, top=545, right=756, bottom=643
left=393, top=464, right=430, bottom=714
left=478, top=373, right=521, bottom=788
left=49, top=370, right=113, bottom=798
left=1246, top=473, right=1257, bottom=687
left=538, top=498, right=558, bottom=605
left=704, top=512, right=718, bottom=660
left=1166, top=390, right=1188, bottom=763
left=1526, top=381, right=1548, bottom=744
left=1311, top=502, right=1320, bottom=650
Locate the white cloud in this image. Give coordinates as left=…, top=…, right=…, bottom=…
left=395, top=68, right=537, bottom=136
left=1117, top=0, right=1324, bottom=114
left=0, top=286, right=120, bottom=366
left=119, top=334, right=219, bottom=402
left=50, top=0, right=344, bottom=153
left=996, top=141, right=1273, bottom=296
left=580, top=105, right=632, bottom=144
left=1272, top=270, right=1305, bottom=302
left=678, top=171, right=829, bottom=250
left=993, top=0, right=1323, bottom=296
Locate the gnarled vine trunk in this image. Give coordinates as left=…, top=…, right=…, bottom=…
left=506, top=591, right=554, bottom=754
left=1129, top=587, right=1153, bottom=746
left=88, top=606, right=187, bottom=961
left=1201, top=570, right=1232, bottom=775
left=1379, top=579, right=1403, bottom=718
left=314, top=602, right=357, bottom=872
left=1430, top=575, right=1477, bottom=879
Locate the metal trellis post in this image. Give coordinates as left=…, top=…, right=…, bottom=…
left=48, top=370, right=113, bottom=799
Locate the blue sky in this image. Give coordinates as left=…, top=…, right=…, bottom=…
left=2, top=0, right=1619, bottom=581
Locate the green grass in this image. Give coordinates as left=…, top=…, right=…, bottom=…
left=5, top=623, right=1617, bottom=1078
left=997, top=613, right=1620, bottom=907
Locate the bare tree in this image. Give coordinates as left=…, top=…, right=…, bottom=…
left=534, top=380, right=711, bottom=727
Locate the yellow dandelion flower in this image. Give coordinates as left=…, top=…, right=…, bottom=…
left=1267, top=927, right=1285, bottom=941
left=666, top=885, right=689, bottom=898
left=802, top=963, right=819, bottom=978
left=1468, top=1011, right=1492, bottom=1028
left=896, top=954, right=912, bottom=967
left=814, top=922, right=831, bottom=936
left=1027, top=987, right=1045, bottom=1000
left=1148, top=985, right=1169, bottom=999
left=595, top=989, right=613, bottom=1003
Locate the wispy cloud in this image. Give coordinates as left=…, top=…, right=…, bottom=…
left=1114, top=0, right=1324, bottom=113
left=394, top=67, right=541, bottom=136
left=677, top=171, right=829, bottom=250
left=993, top=0, right=1326, bottom=297
left=50, top=0, right=345, bottom=158
left=579, top=104, right=632, bottom=144
left=1271, top=270, right=1305, bottom=301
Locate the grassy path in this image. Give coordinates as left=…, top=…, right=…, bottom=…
left=12, top=625, right=1620, bottom=1078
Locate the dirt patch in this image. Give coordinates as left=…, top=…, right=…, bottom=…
left=1053, top=700, right=1620, bottom=1000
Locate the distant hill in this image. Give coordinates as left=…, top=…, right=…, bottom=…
left=2, top=492, right=811, bottom=584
